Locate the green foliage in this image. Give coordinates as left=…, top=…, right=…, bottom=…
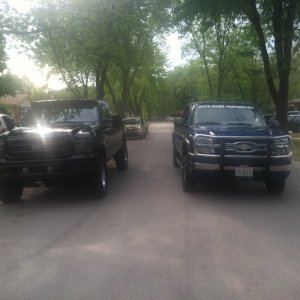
left=0, top=1, right=8, bottom=73
left=173, top=0, right=300, bottom=130
left=20, top=0, right=168, bottom=114
left=3, top=0, right=300, bottom=121
left=0, top=104, right=10, bottom=114
left=0, top=1, right=32, bottom=97
left=0, top=74, right=25, bottom=97
left=292, top=137, right=300, bottom=161
left=289, top=55, right=300, bottom=100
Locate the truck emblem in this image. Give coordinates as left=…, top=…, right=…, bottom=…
left=235, top=143, right=255, bottom=152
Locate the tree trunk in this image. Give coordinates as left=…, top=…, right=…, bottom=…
left=95, top=63, right=107, bottom=100
left=201, top=33, right=213, bottom=98
left=246, top=0, right=297, bottom=132
left=192, top=30, right=213, bottom=98
left=122, top=71, right=131, bottom=113
left=105, top=75, right=117, bottom=109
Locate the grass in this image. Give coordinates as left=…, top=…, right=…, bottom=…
left=291, top=133, right=300, bottom=161
left=292, top=139, right=300, bottom=161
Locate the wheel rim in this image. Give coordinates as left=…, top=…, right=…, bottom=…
left=100, top=166, right=106, bottom=189
left=124, top=148, right=128, bottom=164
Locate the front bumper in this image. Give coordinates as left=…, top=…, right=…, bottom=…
left=125, top=130, right=142, bottom=138
left=0, top=154, right=97, bottom=184
left=187, top=152, right=291, bottom=180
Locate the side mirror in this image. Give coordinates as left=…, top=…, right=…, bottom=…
left=268, top=119, right=280, bottom=129
left=174, top=118, right=184, bottom=126
left=111, top=114, right=122, bottom=128
left=5, top=118, right=15, bottom=131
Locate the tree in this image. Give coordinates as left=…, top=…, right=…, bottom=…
left=0, top=1, right=7, bottom=74
left=183, top=16, right=245, bottom=99
left=289, top=54, right=300, bottom=100
left=19, top=0, right=168, bottom=115
left=174, top=0, right=300, bottom=131
left=0, top=74, right=25, bottom=96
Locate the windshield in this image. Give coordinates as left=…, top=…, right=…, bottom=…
left=288, top=111, right=300, bottom=116
left=21, top=105, right=99, bottom=126
left=192, top=104, right=266, bottom=126
left=125, top=118, right=141, bottom=125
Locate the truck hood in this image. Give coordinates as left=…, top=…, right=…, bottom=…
left=190, top=124, right=284, bottom=137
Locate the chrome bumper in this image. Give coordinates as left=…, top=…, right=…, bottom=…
left=193, top=162, right=291, bottom=172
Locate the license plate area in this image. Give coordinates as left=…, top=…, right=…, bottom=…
left=235, top=166, right=253, bottom=177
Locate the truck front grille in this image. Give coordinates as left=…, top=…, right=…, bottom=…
left=6, top=136, right=73, bottom=160
left=223, top=138, right=268, bottom=157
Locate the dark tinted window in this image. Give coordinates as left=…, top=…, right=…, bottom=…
left=99, top=102, right=112, bottom=119
left=182, top=107, right=190, bottom=123
left=2, top=116, right=15, bottom=130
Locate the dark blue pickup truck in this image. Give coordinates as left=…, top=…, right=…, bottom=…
left=172, top=102, right=292, bottom=195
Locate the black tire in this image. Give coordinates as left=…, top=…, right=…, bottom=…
left=0, top=181, right=23, bottom=203
left=90, top=157, right=107, bottom=198
left=182, top=155, right=195, bottom=192
left=265, top=178, right=285, bottom=195
left=114, top=143, right=128, bottom=171
left=173, top=147, right=179, bottom=168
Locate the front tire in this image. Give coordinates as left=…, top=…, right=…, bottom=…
left=182, top=155, right=195, bottom=192
left=0, top=181, right=23, bottom=203
left=173, top=147, right=179, bottom=168
left=90, top=157, right=107, bottom=198
left=114, top=143, right=128, bottom=171
left=265, top=178, right=285, bottom=195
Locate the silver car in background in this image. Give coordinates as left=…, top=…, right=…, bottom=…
left=124, top=117, right=146, bottom=139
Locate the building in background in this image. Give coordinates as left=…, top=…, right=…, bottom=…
left=0, top=94, right=31, bottom=122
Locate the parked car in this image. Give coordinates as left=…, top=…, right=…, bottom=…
left=173, top=102, right=292, bottom=195
left=0, top=114, right=15, bottom=134
left=264, top=111, right=300, bottom=133
left=0, top=99, right=128, bottom=203
left=263, top=113, right=277, bottom=123
left=287, top=111, right=300, bottom=133
left=124, top=117, right=146, bottom=139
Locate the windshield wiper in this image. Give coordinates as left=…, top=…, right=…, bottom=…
left=225, top=122, right=253, bottom=126
left=193, top=122, right=222, bottom=125
left=52, top=120, right=81, bottom=124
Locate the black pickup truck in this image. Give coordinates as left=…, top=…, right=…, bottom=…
left=173, top=102, right=292, bottom=195
left=0, top=99, right=128, bottom=203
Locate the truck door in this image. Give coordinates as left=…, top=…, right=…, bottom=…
left=99, top=102, right=116, bottom=160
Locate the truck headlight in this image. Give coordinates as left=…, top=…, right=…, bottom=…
left=271, top=137, right=292, bottom=156
left=194, top=136, right=219, bottom=155
left=74, top=137, right=93, bottom=154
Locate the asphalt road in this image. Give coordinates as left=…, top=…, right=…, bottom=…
left=1, top=122, right=300, bottom=300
